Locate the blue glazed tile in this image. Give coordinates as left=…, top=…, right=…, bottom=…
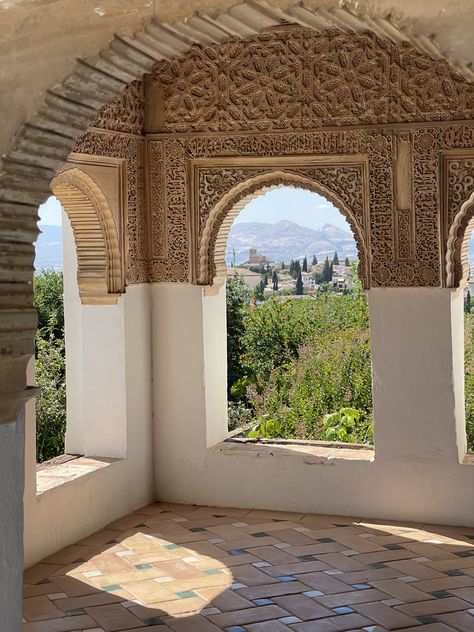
left=66, top=609, right=87, bottom=616
left=445, top=569, right=464, bottom=576
left=253, top=598, right=274, bottom=605
left=332, top=606, right=354, bottom=615
left=204, top=569, right=223, bottom=575
left=251, top=532, right=269, bottom=538
left=189, top=527, right=206, bottom=533
left=417, top=616, right=439, bottom=624
left=317, top=538, right=335, bottom=543
left=102, top=584, right=121, bottom=592
left=431, top=590, right=452, bottom=598
left=164, top=544, right=181, bottom=550
left=229, top=548, right=246, bottom=556
left=278, top=575, right=297, bottom=582
left=352, top=583, right=371, bottom=590
left=135, top=563, right=152, bottom=570
left=298, top=555, right=317, bottom=562
left=144, top=617, right=166, bottom=626
left=176, top=590, right=198, bottom=599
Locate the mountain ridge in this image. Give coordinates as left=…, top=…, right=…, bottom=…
left=227, top=220, right=357, bottom=264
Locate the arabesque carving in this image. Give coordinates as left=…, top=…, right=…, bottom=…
left=152, top=28, right=474, bottom=134
left=197, top=169, right=369, bottom=288
left=68, top=27, right=474, bottom=290
left=51, top=168, right=124, bottom=304
left=73, top=129, right=147, bottom=285
left=444, top=155, right=474, bottom=287
left=93, top=81, right=145, bottom=136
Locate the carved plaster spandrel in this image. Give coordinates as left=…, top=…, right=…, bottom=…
left=73, top=129, right=148, bottom=285
left=151, top=28, right=474, bottom=134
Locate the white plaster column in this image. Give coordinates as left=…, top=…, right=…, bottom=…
left=368, top=288, right=465, bottom=464
left=63, top=210, right=127, bottom=459
left=152, top=283, right=228, bottom=493
left=0, top=412, right=25, bottom=631
left=62, top=210, right=84, bottom=453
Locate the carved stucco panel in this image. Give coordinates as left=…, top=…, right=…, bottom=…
left=152, top=28, right=474, bottom=134
left=444, top=154, right=474, bottom=287
left=193, top=164, right=369, bottom=288
left=73, top=129, right=148, bottom=284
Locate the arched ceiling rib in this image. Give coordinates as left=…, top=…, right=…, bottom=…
left=2, top=0, right=474, bottom=209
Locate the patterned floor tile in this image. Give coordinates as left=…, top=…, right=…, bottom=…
left=23, top=503, right=474, bottom=631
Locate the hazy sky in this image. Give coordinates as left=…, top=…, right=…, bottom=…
left=38, top=196, right=62, bottom=225
left=38, top=188, right=352, bottom=232
left=233, top=188, right=351, bottom=231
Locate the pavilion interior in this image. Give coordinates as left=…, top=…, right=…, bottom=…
left=2, top=0, right=474, bottom=630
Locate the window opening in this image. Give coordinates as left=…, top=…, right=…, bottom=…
left=34, top=195, right=67, bottom=463
left=464, top=229, right=474, bottom=452
left=225, top=187, right=373, bottom=446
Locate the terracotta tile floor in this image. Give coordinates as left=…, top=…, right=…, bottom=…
left=23, top=504, right=474, bottom=631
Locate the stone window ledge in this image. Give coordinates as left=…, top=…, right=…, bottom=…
left=36, top=455, right=119, bottom=495
left=216, top=437, right=374, bottom=463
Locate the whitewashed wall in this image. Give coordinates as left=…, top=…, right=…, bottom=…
left=23, top=215, right=155, bottom=567
left=152, top=283, right=474, bottom=527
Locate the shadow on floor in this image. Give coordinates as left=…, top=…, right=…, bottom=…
left=23, top=503, right=474, bottom=631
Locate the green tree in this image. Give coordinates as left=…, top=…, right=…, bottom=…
left=295, top=271, right=304, bottom=295
left=226, top=274, right=249, bottom=397
left=302, top=255, right=308, bottom=272
left=333, top=251, right=339, bottom=266
left=263, top=272, right=268, bottom=286
left=272, top=270, right=279, bottom=291
left=312, top=254, right=317, bottom=266
left=281, top=261, right=286, bottom=270
left=466, top=290, right=472, bottom=314
left=292, top=259, right=301, bottom=279
left=34, top=269, right=64, bottom=339
left=345, top=256, right=350, bottom=266
left=322, top=257, right=331, bottom=283
left=254, top=280, right=265, bottom=301
left=34, top=270, right=66, bottom=462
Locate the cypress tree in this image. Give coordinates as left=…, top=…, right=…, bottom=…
left=295, top=271, right=304, bottom=295
left=272, top=270, right=279, bottom=291
left=322, top=256, right=331, bottom=283
left=345, top=256, right=350, bottom=266
left=312, top=254, right=317, bottom=266
left=333, top=251, right=339, bottom=266
left=293, top=259, right=301, bottom=279
left=466, top=290, right=472, bottom=313
left=302, top=255, right=308, bottom=272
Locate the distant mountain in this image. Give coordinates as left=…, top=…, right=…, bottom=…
left=34, top=225, right=63, bottom=272
left=30, top=220, right=474, bottom=273
left=227, top=220, right=357, bottom=265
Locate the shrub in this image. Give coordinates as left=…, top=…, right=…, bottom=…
left=35, top=334, right=66, bottom=462
left=34, top=270, right=66, bottom=462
